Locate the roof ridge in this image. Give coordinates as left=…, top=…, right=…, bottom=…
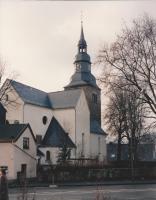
left=48, top=88, right=82, bottom=95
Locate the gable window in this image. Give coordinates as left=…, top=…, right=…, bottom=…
left=92, top=93, right=97, bottom=104
left=23, top=137, right=29, bottom=149
left=46, top=151, right=51, bottom=161
left=42, top=116, right=47, bottom=125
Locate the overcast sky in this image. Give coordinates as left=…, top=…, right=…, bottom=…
left=0, top=0, right=156, bottom=93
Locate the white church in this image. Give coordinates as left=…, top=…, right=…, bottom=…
left=0, top=25, right=107, bottom=180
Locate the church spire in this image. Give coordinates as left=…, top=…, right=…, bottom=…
left=65, top=22, right=99, bottom=89
left=78, top=22, right=87, bottom=52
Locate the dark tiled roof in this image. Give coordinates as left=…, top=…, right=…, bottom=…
left=9, top=80, right=81, bottom=109
left=65, top=72, right=99, bottom=89
left=42, top=117, right=76, bottom=148
left=90, top=120, right=107, bottom=135
left=0, top=124, right=28, bottom=142
left=48, top=89, right=81, bottom=109
left=11, top=80, right=51, bottom=108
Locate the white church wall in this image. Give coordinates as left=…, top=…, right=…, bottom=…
left=39, top=147, right=59, bottom=165
left=0, top=143, right=14, bottom=179
left=24, top=104, right=53, bottom=138
left=5, top=86, right=24, bottom=124
left=53, top=108, right=75, bottom=143
left=53, top=108, right=76, bottom=158
left=75, top=90, right=90, bottom=158
left=14, top=127, right=37, bottom=179
left=90, top=133, right=107, bottom=162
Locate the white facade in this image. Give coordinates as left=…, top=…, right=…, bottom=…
left=90, top=133, right=107, bottom=162
left=39, top=147, right=59, bottom=165
left=0, top=127, right=36, bottom=180
left=24, top=104, right=53, bottom=138
left=2, top=81, right=106, bottom=169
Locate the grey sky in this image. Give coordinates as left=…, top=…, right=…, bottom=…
left=0, top=0, right=156, bottom=92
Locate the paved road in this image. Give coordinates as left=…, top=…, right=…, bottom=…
left=9, top=184, right=156, bottom=200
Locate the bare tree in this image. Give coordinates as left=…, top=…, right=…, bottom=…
left=0, top=57, right=18, bottom=107
left=104, top=77, right=145, bottom=161
left=98, top=14, right=156, bottom=127
left=104, top=81, right=127, bottom=161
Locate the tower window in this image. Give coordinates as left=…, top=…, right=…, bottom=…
left=76, top=63, right=81, bottom=71
left=92, top=93, right=97, bottom=104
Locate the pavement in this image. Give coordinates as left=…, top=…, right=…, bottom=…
left=9, top=179, right=156, bottom=189
left=9, top=184, right=156, bottom=200
left=57, top=180, right=156, bottom=187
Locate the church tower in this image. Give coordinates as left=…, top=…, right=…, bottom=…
left=65, top=23, right=102, bottom=129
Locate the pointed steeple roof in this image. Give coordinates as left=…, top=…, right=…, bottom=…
left=78, top=22, right=87, bottom=48
left=65, top=22, right=99, bottom=90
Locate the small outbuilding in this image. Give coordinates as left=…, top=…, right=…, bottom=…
left=0, top=124, right=36, bottom=180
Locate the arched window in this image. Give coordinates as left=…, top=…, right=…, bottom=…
left=46, top=151, right=50, bottom=161
left=42, top=116, right=47, bottom=125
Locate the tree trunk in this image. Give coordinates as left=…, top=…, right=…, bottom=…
left=117, top=131, right=122, bottom=161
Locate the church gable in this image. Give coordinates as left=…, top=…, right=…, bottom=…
left=10, top=79, right=51, bottom=108
left=41, top=117, right=75, bottom=148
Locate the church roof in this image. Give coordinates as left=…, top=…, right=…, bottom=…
left=48, top=89, right=81, bottom=109
left=90, top=120, right=107, bottom=136
left=8, top=80, right=82, bottom=109
left=11, top=80, right=51, bottom=108
left=0, top=124, right=35, bottom=142
left=41, top=117, right=76, bottom=148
